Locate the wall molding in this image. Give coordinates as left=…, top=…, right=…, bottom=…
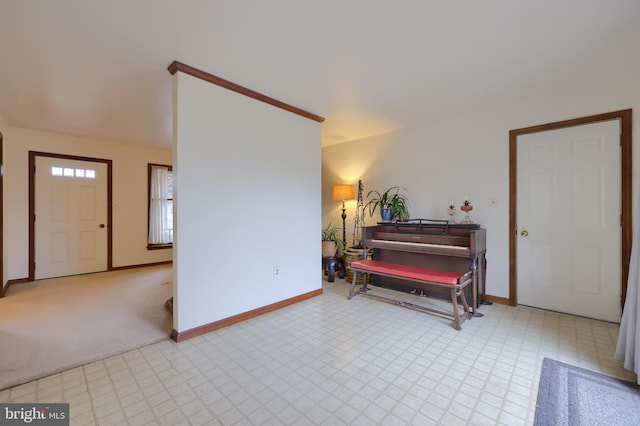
left=484, top=294, right=509, bottom=305
left=110, top=261, right=172, bottom=271
left=1, top=263, right=172, bottom=297
left=171, top=288, right=323, bottom=342
left=6, top=278, right=30, bottom=285
left=2, top=278, right=30, bottom=297
left=167, top=61, right=325, bottom=123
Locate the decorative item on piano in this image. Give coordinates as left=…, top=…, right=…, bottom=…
left=364, top=186, right=409, bottom=222
left=460, top=200, right=473, bottom=224
left=447, top=203, right=457, bottom=223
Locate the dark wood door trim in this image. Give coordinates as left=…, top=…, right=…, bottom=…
left=509, top=109, right=632, bottom=308
left=28, top=151, right=113, bottom=281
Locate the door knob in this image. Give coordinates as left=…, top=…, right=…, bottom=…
left=521, top=230, right=528, bottom=237
left=99, top=224, right=105, bottom=228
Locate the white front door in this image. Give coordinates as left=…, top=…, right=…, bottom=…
left=517, top=119, right=621, bottom=322
left=35, top=156, right=108, bottom=279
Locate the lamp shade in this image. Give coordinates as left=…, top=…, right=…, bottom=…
left=333, top=184, right=355, bottom=201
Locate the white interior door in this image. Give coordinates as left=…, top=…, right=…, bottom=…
left=35, top=156, right=108, bottom=279
left=517, top=119, right=621, bottom=322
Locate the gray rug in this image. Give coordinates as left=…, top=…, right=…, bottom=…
left=535, top=357, right=640, bottom=425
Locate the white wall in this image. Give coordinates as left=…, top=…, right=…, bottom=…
left=323, top=72, right=640, bottom=300
left=173, top=72, right=322, bottom=333
left=5, top=127, right=172, bottom=279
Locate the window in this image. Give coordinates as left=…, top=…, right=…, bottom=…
left=50, top=166, right=96, bottom=178
left=148, top=164, right=173, bottom=249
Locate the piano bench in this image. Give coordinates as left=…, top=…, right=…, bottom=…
left=348, top=259, right=472, bottom=330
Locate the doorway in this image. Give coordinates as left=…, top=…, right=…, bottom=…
left=29, top=151, right=113, bottom=280
left=509, top=110, right=632, bottom=319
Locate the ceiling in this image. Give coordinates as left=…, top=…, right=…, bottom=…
left=1, top=1, right=639, bottom=148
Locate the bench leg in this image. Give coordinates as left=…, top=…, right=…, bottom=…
left=348, top=270, right=358, bottom=299
left=470, top=260, right=484, bottom=317
left=349, top=270, right=371, bottom=299
left=450, top=286, right=472, bottom=330
left=450, top=288, right=462, bottom=330
left=458, top=288, right=471, bottom=319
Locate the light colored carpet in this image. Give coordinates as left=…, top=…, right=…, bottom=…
left=0, top=264, right=172, bottom=390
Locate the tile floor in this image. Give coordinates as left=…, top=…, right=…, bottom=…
left=1, top=279, right=635, bottom=425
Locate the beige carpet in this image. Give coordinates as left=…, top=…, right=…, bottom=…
left=0, top=264, right=173, bottom=390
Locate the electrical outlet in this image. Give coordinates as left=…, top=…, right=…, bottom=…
left=273, top=268, right=279, bottom=278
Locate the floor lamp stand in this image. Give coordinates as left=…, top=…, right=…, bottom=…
left=340, top=200, right=347, bottom=249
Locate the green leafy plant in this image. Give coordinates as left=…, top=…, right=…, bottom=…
left=364, top=186, right=409, bottom=221
left=322, top=223, right=345, bottom=255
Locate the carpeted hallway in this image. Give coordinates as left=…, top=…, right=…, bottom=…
left=0, top=264, right=172, bottom=390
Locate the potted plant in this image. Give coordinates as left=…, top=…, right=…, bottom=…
left=365, top=186, right=409, bottom=222
left=322, top=223, right=345, bottom=256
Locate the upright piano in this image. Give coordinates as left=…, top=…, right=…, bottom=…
left=362, top=219, right=487, bottom=314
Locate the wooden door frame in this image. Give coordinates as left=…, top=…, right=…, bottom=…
left=509, top=109, right=632, bottom=308
left=29, top=151, right=113, bottom=281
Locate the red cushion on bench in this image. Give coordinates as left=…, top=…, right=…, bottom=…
left=351, top=260, right=463, bottom=285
